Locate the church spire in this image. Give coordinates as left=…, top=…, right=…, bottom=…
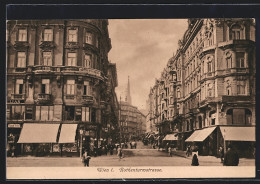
left=126, top=76, right=132, bottom=105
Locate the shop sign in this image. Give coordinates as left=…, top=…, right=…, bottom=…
left=8, top=124, right=21, bottom=128
left=8, top=99, right=24, bottom=104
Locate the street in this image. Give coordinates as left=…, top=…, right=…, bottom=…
left=7, top=142, right=255, bottom=167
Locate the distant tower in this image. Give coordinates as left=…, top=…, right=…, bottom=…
left=125, top=76, right=132, bottom=105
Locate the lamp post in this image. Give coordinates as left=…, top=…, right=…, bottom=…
left=80, top=129, right=83, bottom=159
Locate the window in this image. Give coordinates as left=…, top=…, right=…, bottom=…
left=226, top=52, right=232, bottom=68
left=68, top=53, right=76, bottom=66
left=43, top=29, right=53, bottom=41
left=208, top=83, right=213, bottom=97
left=16, top=79, right=23, bottom=94
left=177, top=88, right=181, bottom=98
left=230, top=25, right=242, bottom=40
left=82, top=107, right=90, bottom=121
left=237, top=80, right=246, bottom=95
left=11, top=105, right=25, bottom=120
left=43, top=52, right=52, bottom=66
left=67, top=80, right=75, bottom=95
left=170, top=85, right=173, bottom=93
left=83, top=81, right=91, bottom=96
left=236, top=52, right=245, bottom=68
left=170, top=97, right=174, bottom=104
left=85, top=32, right=93, bottom=44
left=17, top=52, right=26, bottom=67
left=64, top=106, right=75, bottom=121
left=68, top=29, right=77, bottom=42
left=226, top=80, right=231, bottom=95
left=227, top=108, right=252, bottom=125
left=18, top=29, right=27, bottom=41
left=35, top=106, right=54, bottom=121
left=25, top=106, right=33, bottom=120
left=207, top=62, right=212, bottom=73
left=84, top=54, right=92, bottom=68
left=41, top=79, right=50, bottom=94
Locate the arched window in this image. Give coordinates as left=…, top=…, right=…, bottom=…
left=177, top=88, right=181, bottom=98
left=208, top=83, right=213, bottom=97
left=226, top=80, right=232, bottom=96
left=207, top=55, right=213, bottom=73
left=226, top=108, right=252, bottom=125
left=209, top=111, right=216, bottom=125
left=225, top=51, right=232, bottom=69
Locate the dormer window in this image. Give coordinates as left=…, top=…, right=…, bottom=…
left=43, top=29, right=53, bottom=41
left=230, top=24, right=244, bottom=40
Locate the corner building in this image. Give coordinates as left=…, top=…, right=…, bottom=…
left=6, top=20, right=119, bottom=156
left=148, top=18, right=255, bottom=157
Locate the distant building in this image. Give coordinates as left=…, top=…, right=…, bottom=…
left=6, top=19, right=119, bottom=156
left=119, top=77, right=146, bottom=141
left=147, top=18, right=255, bottom=157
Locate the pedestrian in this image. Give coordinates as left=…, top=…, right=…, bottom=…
left=130, top=142, right=132, bottom=149
left=82, top=150, right=91, bottom=167
left=191, top=153, right=199, bottom=166
left=117, top=147, right=123, bottom=160
left=168, top=146, right=172, bottom=157
left=219, top=146, right=224, bottom=163
left=223, top=144, right=239, bottom=166
left=11, top=146, right=15, bottom=158
left=186, top=145, right=191, bottom=157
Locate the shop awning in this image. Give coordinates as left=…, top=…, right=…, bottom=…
left=220, top=127, right=255, bottom=141
left=163, top=134, right=178, bottom=141
left=185, top=127, right=216, bottom=142
left=18, top=123, right=60, bottom=143
left=58, top=124, right=78, bottom=143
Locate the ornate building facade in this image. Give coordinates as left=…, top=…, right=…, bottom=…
left=6, top=19, right=119, bottom=156
left=147, top=18, right=255, bottom=157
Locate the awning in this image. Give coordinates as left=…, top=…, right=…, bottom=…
left=185, top=127, right=216, bottom=142
left=163, top=134, right=178, bottom=141
left=18, top=123, right=60, bottom=143
left=220, top=127, right=255, bottom=141
left=58, top=124, right=78, bottom=143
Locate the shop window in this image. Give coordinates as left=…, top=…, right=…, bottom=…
left=67, top=53, right=76, bottom=66
left=236, top=52, right=245, bottom=68
left=11, top=105, right=25, bottom=120
left=15, top=79, right=23, bottom=94
left=43, top=52, right=52, bottom=66
left=75, top=107, right=81, bottom=121
left=17, top=52, right=26, bottom=68
left=245, top=109, right=252, bottom=124
left=82, top=107, right=90, bottom=122
left=41, top=79, right=50, bottom=94
left=85, top=32, right=93, bottom=44
left=64, top=106, right=75, bottom=121
left=66, top=80, right=75, bottom=95
left=84, top=54, right=92, bottom=68
left=68, top=29, right=77, bottom=42
left=43, top=29, right=53, bottom=41
left=18, top=29, right=27, bottom=41
left=226, top=108, right=251, bottom=125
left=36, top=106, right=53, bottom=121
left=237, top=80, right=246, bottom=95
left=25, top=106, right=33, bottom=120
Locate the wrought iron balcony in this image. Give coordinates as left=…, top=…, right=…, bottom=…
left=11, top=93, right=25, bottom=100
left=65, top=95, right=75, bottom=100
left=37, top=93, right=51, bottom=103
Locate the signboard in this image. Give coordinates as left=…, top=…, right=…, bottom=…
left=8, top=124, right=21, bottom=128
left=8, top=99, right=24, bottom=104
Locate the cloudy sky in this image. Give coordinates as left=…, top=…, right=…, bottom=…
left=108, top=19, right=188, bottom=110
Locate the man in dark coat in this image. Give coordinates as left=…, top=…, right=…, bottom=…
left=223, top=144, right=239, bottom=166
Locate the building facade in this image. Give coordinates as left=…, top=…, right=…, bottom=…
left=6, top=19, right=119, bottom=156
left=147, top=18, right=255, bottom=157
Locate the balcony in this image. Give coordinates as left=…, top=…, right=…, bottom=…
left=37, top=93, right=51, bottom=103
left=65, top=42, right=80, bottom=49
left=62, top=66, right=80, bottom=72
left=218, top=40, right=255, bottom=50
left=225, top=68, right=249, bottom=75
left=39, top=41, right=55, bottom=49
left=65, top=95, right=75, bottom=100
left=221, top=95, right=252, bottom=103
left=11, top=94, right=25, bottom=100
left=79, top=68, right=102, bottom=78
left=13, top=41, right=29, bottom=50
left=33, top=66, right=53, bottom=73
left=83, top=43, right=99, bottom=53
left=82, top=95, right=94, bottom=105
left=15, top=67, right=27, bottom=73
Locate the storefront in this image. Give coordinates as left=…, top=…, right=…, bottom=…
left=7, top=124, right=22, bottom=156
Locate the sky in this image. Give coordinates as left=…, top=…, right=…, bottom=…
left=108, top=19, right=188, bottom=110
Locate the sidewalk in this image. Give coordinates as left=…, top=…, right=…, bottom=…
left=171, top=150, right=255, bottom=166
